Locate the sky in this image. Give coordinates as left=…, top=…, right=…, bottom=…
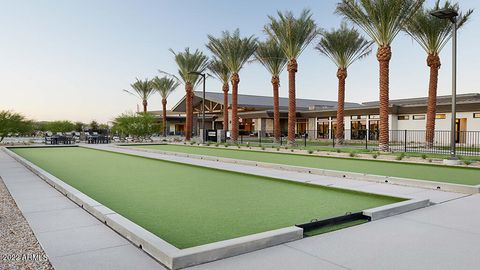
left=0, top=0, right=478, bottom=123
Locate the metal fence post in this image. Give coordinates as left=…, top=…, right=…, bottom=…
left=241, top=134, right=243, bottom=144
left=332, top=129, right=335, bottom=148
left=259, top=134, right=261, bottom=145
left=304, top=133, right=307, bottom=148
left=365, top=130, right=368, bottom=150
left=404, top=130, right=407, bottom=152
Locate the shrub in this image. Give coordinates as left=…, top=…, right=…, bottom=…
left=372, top=153, right=378, bottom=159
left=428, top=159, right=433, bottom=163
left=261, top=146, right=266, bottom=150
left=336, top=148, right=341, bottom=153
left=190, top=141, right=196, bottom=145
left=308, top=150, right=314, bottom=154
left=290, top=149, right=294, bottom=152
left=396, top=153, right=405, bottom=160
left=421, top=154, right=427, bottom=159
left=349, top=152, right=356, bottom=157
left=0, top=111, right=33, bottom=142
left=276, top=147, right=280, bottom=151
left=224, top=143, right=229, bottom=148
left=463, top=160, right=472, bottom=166
left=215, top=143, right=219, bottom=147
left=112, top=112, right=159, bottom=141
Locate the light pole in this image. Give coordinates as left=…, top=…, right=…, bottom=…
left=188, top=71, right=207, bottom=144
left=431, top=8, right=459, bottom=162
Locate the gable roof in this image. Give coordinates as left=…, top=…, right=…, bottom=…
left=171, top=91, right=362, bottom=112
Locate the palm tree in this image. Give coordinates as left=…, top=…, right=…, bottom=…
left=316, top=23, right=373, bottom=144
left=337, top=0, right=423, bottom=151
left=207, top=29, right=258, bottom=143
left=404, top=1, right=472, bottom=147
left=169, top=48, right=209, bottom=141
left=208, top=58, right=231, bottom=132
left=151, top=76, right=180, bottom=136
left=254, top=39, right=287, bottom=143
left=123, top=78, right=155, bottom=113
left=265, top=9, right=317, bottom=145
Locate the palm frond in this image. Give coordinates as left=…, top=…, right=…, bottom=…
left=254, top=39, right=288, bottom=76
left=336, top=0, right=424, bottom=47
left=403, top=0, right=473, bottom=54
left=125, top=78, right=155, bottom=101
left=170, top=48, right=209, bottom=88
left=316, top=22, right=373, bottom=68
left=208, top=57, right=231, bottom=84
left=151, top=76, right=180, bottom=99
left=264, top=9, right=318, bottom=59
left=206, top=29, right=258, bottom=73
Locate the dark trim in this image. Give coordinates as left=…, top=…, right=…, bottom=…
left=296, top=212, right=371, bottom=233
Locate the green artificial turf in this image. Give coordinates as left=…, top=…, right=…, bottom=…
left=11, top=146, right=401, bottom=249
left=132, top=144, right=480, bottom=185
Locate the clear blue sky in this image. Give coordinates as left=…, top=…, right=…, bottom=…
left=0, top=0, right=478, bottom=123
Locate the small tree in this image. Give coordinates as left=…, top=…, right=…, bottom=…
left=112, top=112, right=158, bottom=141
left=44, top=121, right=76, bottom=133
left=0, top=111, right=33, bottom=142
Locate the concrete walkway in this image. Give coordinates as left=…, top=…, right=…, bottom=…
left=2, top=146, right=479, bottom=269
left=0, top=151, right=165, bottom=270
left=92, top=144, right=467, bottom=204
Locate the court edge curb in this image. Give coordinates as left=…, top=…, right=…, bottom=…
left=119, top=145, right=480, bottom=194
left=1, top=147, right=303, bottom=270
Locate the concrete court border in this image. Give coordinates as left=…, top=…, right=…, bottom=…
left=118, top=143, right=480, bottom=194
left=3, top=146, right=429, bottom=269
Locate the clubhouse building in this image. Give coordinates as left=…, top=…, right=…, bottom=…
left=149, top=92, right=480, bottom=143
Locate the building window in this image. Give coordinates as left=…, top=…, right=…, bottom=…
left=436, top=114, right=446, bottom=119
left=351, top=115, right=367, bottom=120
left=413, top=115, right=425, bottom=120
left=474, top=113, right=480, bottom=118
left=369, top=115, right=380, bottom=119
left=398, top=115, right=409, bottom=120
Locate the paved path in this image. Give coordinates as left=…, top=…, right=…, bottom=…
left=2, top=145, right=479, bottom=269
left=92, top=144, right=467, bottom=204
left=0, top=150, right=165, bottom=270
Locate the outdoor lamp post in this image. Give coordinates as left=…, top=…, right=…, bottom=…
left=188, top=71, right=207, bottom=144
left=431, top=8, right=459, bottom=162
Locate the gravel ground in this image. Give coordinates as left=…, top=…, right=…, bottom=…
left=0, top=177, right=53, bottom=270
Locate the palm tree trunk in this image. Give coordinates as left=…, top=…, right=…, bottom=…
left=142, top=100, right=148, bottom=113
left=272, top=76, right=281, bottom=143
left=377, top=47, right=391, bottom=152
left=223, top=83, right=229, bottom=131
left=287, top=59, right=297, bottom=145
left=185, top=82, right=193, bottom=141
left=162, top=98, right=167, bottom=137
left=425, top=54, right=441, bottom=148
left=231, top=73, right=240, bottom=143
left=336, top=68, right=347, bottom=144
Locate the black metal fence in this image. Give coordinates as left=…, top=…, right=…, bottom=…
left=222, top=129, right=480, bottom=156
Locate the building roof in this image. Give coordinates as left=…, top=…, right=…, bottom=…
left=362, top=93, right=480, bottom=106
left=171, top=91, right=362, bottom=112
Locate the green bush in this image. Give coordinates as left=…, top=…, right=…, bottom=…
left=112, top=112, right=158, bottom=140
left=336, top=149, right=341, bottom=153
left=396, top=153, right=405, bottom=160
left=349, top=152, right=356, bottom=157
left=421, top=154, right=427, bottom=159
left=0, top=110, right=33, bottom=142
left=372, top=153, right=378, bottom=159
left=308, top=150, right=314, bottom=154
left=463, top=160, right=472, bottom=166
